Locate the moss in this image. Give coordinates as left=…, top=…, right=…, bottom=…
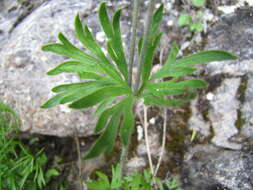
left=234, top=75, right=248, bottom=130
left=235, top=110, right=246, bottom=130
left=237, top=75, right=248, bottom=103
left=164, top=104, right=193, bottom=174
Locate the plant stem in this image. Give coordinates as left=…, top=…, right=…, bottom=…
left=153, top=46, right=167, bottom=177
left=128, top=0, right=141, bottom=87
left=154, top=108, right=167, bottom=177
left=120, top=0, right=141, bottom=176
left=143, top=105, right=154, bottom=174
left=134, top=0, right=156, bottom=93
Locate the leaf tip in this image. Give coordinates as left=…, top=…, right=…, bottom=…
left=46, top=70, right=57, bottom=75
left=41, top=44, right=49, bottom=51
left=68, top=103, right=79, bottom=109
left=75, top=13, right=81, bottom=25
left=57, top=32, right=65, bottom=42
left=40, top=103, right=48, bottom=109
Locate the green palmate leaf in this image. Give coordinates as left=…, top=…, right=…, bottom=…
left=142, top=32, right=163, bottom=82
left=151, top=42, right=179, bottom=80
left=83, top=25, right=107, bottom=60
left=111, top=8, right=128, bottom=79
left=119, top=97, right=135, bottom=146
left=58, top=32, right=76, bottom=49
left=74, top=14, right=123, bottom=83
left=52, top=82, right=95, bottom=92
left=42, top=80, right=119, bottom=108
left=144, top=91, right=196, bottom=106
left=60, top=80, right=119, bottom=104
left=140, top=4, right=164, bottom=83
left=57, top=32, right=99, bottom=64
left=42, top=43, right=97, bottom=64
left=47, top=60, right=104, bottom=75
left=94, top=97, right=116, bottom=116
left=78, top=72, right=103, bottom=80
left=84, top=102, right=123, bottom=159
left=83, top=29, right=123, bottom=82
left=75, top=14, right=105, bottom=59
left=150, top=4, right=164, bottom=34
left=98, top=5, right=128, bottom=80
left=107, top=40, right=118, bottom=63
left=107, top=40, right=127, bottom=80
left=52, top=78, right=116, bottom=92
left=147, top=79, right=207, bottom=90
left=41, top=93, right=66, bottom=108
left=145, top=88, right=185, bottom=97
left=163, top=42, right=179, bottom=67
left=95, top=104, right=117, bottom=133
left=151, top=66, right=197, bottom=80
left=69, top=86, right=131, bottom=109
left=98, top=2, right=114, bottom=39
left=175, top=50, right=237, bottom=66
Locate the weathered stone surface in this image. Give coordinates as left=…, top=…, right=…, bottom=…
left=205, top=9, right=253, bottom=76
left=209, top=78, right=242, bottom=150
left=188, top=98, right=211, bottom=137
left=183, top=9, right=253, bottom=190
left=0, top=0, right=102, bottom=136
left=0, top=0, right=46, bottom=51
left=183, top=145, right=253, bottom=190
left=188, top=9, right=253, bottom=149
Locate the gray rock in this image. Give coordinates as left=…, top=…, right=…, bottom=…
left=0, top=0, right=105, bottom=136
left=205, top=9, right=253, bottom=76
left=182, top=145, right=253, bottom=190
left=209, top=78, right=242, bottom=150
left=188, top=98, right=211, bottom=137
left=0, top=0, right=46, bottom=50
left=183, top=9, right=253, bottom=190
left=188, top=9, right=253, bottom=149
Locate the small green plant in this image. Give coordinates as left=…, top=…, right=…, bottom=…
left=192, top=0, right=205, bottom=7
left=84, top=165, right=183, bottom=190
left=41, top=1, right=235, bottom=159
left=0, top=101, right=61, bottom=190
left=178, top=0, right=206, bottom=32
left=41, top=0, right=236, bottom=184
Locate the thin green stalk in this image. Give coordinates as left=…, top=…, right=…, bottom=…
left=128, top=0, right=141, bottom=87
left=134, top=0, right=156, bottom=94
